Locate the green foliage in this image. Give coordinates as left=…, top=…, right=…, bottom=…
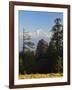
left=19, top=52, right=24, bottom=74
left=48, top=18, right=63, bottom=73
left=19, top=58, right=24, bottom=74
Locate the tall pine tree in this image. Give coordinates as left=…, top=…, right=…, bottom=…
left=48, top=18, right=63, bottom=73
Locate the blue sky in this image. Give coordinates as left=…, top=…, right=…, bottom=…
left=19, top=10, right=63, bottom=51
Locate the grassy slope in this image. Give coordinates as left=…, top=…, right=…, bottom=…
left=19, top=73, right=63, bottom=79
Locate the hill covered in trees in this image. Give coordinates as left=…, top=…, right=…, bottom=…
left=19, top=18, right=63, bottom=75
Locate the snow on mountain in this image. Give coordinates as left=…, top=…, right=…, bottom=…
left=19, top=28, right=53, bottom=51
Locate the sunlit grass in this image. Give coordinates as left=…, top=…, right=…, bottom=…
left=19, top=73, right=63, bottom=79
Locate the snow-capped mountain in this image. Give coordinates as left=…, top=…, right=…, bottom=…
left=19, top=28, right=53, bottom=51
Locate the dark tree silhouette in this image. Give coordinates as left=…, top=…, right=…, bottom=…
left=35, top=39, right=49, bottom=73
left=19, top=28, right=35, bottom=74
left=48, top=18, right=63, bottom=73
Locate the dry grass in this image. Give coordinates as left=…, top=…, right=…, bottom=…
left=19, top=73, right=63, bottom=79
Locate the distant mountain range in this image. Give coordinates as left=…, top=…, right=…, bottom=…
left=19, top=29, right=53, bottom=52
